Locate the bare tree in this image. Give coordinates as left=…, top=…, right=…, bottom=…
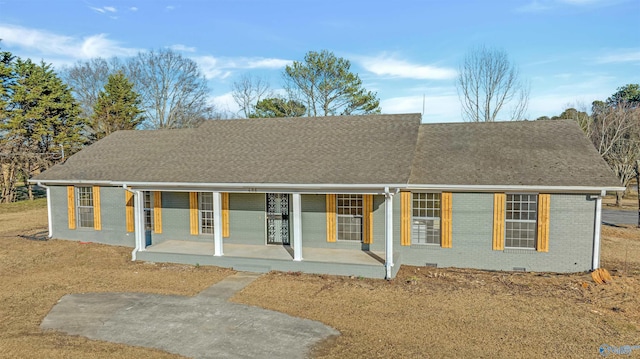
left=126, top=49, right=214, bottom=129
left=456, top=46, right=529, bottom=122
left=61, top=57, right=123, bottom=120
left=589, top=101, right=640, bottom=205
left=231, top=74, right=271, bottom=118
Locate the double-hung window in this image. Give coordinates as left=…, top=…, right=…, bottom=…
left=505, top=194, right=537, bottom=249
left=143, top=191, right=153, bottom=231
left=199, top=192, right=214, bottom=234
left=337, top=194, right=363, bottom=241
left=412, top=193, right=441, bottom=244
left=76, top=186, right=94, bottom=228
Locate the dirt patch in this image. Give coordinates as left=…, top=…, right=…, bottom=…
left=1, top=201, right=639, bottom=358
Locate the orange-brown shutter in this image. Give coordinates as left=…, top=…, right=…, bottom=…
left=362, top=194, right=373, bottom=244
left=189, top=192, right=199, bottom=235
left=492, top=193, right=505, bottom=250
left=536, top=194, right=550, bottom=252
left=125, top=191, right=134, bottom=232
left=441, top=192, right=452, bottom=248
left=222, top=192, right=230, bottom=238
left=67, top=186, right=76, bottom=230
left=92, top=186, right=101, bottom=230
left=153, top=191, right=162, bottom=234
left=400, top=191, right=411, bottom=246
left=326, top=194, right=336, bottom=242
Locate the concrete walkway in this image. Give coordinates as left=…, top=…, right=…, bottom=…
left=41, top=272, right=339, bottom=359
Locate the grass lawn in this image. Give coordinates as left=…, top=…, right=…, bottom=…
left=1, top=199, right=638, bottom=358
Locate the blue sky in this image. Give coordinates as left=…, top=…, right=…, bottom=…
left=1, top=0, right=638, bottom=122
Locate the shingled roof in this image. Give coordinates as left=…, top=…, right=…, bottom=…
left=409, top=119, right=621, bottom=188
left=33, top=114, right=621, bottom=189
left=34, top=114, right=421, bottom=185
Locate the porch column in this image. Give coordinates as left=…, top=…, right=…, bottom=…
left=385, top=189, right=395, bottom=279
left=133, top=190, right=145, bottom=259
left=213, top=191, right=224, bottom=256
left=292, top=193, right=303, bottom=261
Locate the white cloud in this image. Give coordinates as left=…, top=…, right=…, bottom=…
left=170, top=44, right=197, bottom=53
left=130, top=7, right=138, bottom=11
left=0, top=24, right=140, bottom=60
left=595, top=49, right=640, bottom=64
left=381, top=94, right=461, bottom=123
left=359, top=55, right=457, bottom=80
left=194, top=55, right=291, bottom=79
left=210, top=92, right=239, bottom=116
left=90, top=6, right=117, bottom=14
left=166, top=5, right=175, bottom=11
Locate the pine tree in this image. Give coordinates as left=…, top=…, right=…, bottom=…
left=91, top=71, right=144, bottom=140
left=1, top=58, right=85, bottom=202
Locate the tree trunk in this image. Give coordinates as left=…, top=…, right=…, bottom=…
left=27, top=183, right=34, bottom=201
left=636, top=160, right=640, bottom=228
left=615, top=190, right=623, bottom=207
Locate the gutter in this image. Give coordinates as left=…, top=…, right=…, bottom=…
left=30, top=179, right=624, bottom=194
left=36, top=182, right=53, bottom=238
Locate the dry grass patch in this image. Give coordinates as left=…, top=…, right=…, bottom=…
left=0, top=204, right=234, bottom=359
left=234, top=226, right=640, bottom=358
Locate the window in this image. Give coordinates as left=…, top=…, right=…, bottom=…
left=143, top=191, right=153, bottom=231
left=412, top=193, right=441, bottom=244
left=505, top=194, right=537, bottom=249
left=76, top=187, right=94, bottom=228
left=337, top=194, right=362, bottom=241
left=199, top=192, right=214, bottom=234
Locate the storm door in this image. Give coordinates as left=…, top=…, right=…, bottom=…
left=266, top=193, right=290, bottom=244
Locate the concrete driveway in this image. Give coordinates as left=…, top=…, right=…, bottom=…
left=602, top=209, right=638, bottom=226
left=41, top=272, right=339, bottom=359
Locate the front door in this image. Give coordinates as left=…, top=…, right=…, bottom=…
left=266, top=193, right=290, bottom=244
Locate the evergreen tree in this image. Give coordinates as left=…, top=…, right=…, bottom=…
left=91, top=71, right=144, bottom=140
left=1, top=57, right=84, bottom=202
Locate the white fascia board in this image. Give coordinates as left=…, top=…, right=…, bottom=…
left=31, top=179, right=625, bottom=194
left=407, top=184, right=626, bottom=193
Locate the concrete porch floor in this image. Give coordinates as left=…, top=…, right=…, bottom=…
left=145, top=240, right=385, bottom=266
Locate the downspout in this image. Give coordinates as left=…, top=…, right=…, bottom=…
left=36, top=182, right=53, bottom=238
left=592, top=190, right=605, bottom=270
left=123, top=185, right=141, bottom=261
left=384, top=187, right=399, bottom=279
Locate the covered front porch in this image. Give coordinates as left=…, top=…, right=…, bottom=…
left=137, top=240, right=399, bottom=279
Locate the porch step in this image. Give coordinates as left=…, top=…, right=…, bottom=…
left=232, top=264, right=271, bottom=273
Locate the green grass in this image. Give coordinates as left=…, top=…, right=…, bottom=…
left=0, top=198, right=47, bottom=214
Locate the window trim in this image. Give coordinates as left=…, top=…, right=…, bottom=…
left=76, top=186, right=94, bottom=229
left=198, top=192, right=214, bottom=235
left=504, top=193, right=538, bottom=250
left=336, top=194, right=363, bottom=242
left=411, top=192, right=442, bottom=246
left=143, top=191, right=153, bottom=231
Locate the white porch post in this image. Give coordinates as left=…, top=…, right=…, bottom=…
left=132, top=190, right=145, bottom=260
left=292, top=193, right=303, bottom=261
left=213, top=191, right=224, bottom=256
left=384, top=188, right=395, bottom=279
left=592, top=190, right=605, bottom=270
left=45, top=185, right=53, bottom=238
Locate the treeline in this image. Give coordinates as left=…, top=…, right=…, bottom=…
left=537, top=84, right=640, bottom=206
left=1, top=46, right=381, bottom=203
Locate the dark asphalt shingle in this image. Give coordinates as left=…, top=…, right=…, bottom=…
left=33, top=114, right=621, bottom=188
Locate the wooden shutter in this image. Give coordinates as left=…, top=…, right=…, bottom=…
left=153, top=191, right=162, bottom=234
left=363, top=194, right=373, bottom=244
left=67, top=186, right=76, bottom=230
left=92, top=186, right=101, bottom=231
left=536, top=194, right=550, bottom=252
left=400, top=191, right=411, bottom=246
left=125, top=191, right=134, bottom=232
left=326, top=194, right=336, bottom=242
left=441, top=192, right=452, bottom=248
left=222, top=192, right=230, bottom=238
left=189, top=192, right=199, bottom=235
left=492, top=193, right=505, bottom=250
